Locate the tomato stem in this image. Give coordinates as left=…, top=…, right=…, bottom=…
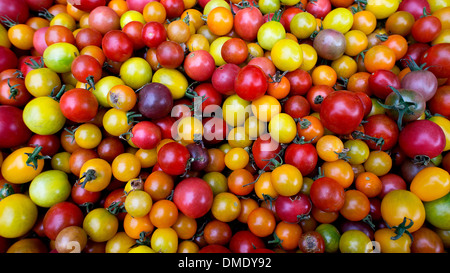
left=77, top=169, right=97, bottom=189
left=268, top=70, right=288, bottom=83
left=0, top=183, right=15, bottom=200
left=362, top=214, right=376, bottom=230
left=334, top=148, right=351, bottom=162
left=412, top=155, right=431, bottom=166
left=85, top=75, right=96, bottom=91
left=0, top=16, right=17, bottom=28
left=312, top=167, right=324, bottom=180
left=390, top=217, right=414, bottom=242
left=24, top=145, right=51, bottom=170
left=132, top=231, right=152, bottom=248
left=107, top=201, right=126, bottom=215
left=420, top=7, right=430, bottom=18
left=24, top=57, right=44, bottom=69
left=376, top=34, right=389, bottom=42
left=7, top=78, right=20, bottom=100
left=377, top=86, right=418, bottom=130
left=244, top=146, right=286, bottom=187
left=402, top=57, right=427, bottom=72
left=292, top=135, right=316, bottom=145
left=126, top=111, right=142, bottom=125
left=79, top=202, right=95, bottom=213
left=38, top=8, right=54, bottom=20
left=12, top=70, right=23, bottom=79
left=351, top=130, right=385, bottom=150
left=50, top=85, right=66, bottom=101
left=313, top=95, right=324, bottom=105
left=267, top=232, right=283, bottom=247
left=262, top=193, right=275, bottom=210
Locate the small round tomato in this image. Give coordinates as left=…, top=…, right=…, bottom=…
left=124, top=190, right=153, bottom=218
left=374, top=227, right=411, bottom=253
left=83, top=208, right=118, bottom=242
left=74, top=123, right=102, bottom=150
left=271, top=164, right=303, bottom=197
left=78, top=158, right=112, bottom=192
left=322, top=7, right=353, bottom=33
left=322, top=159, right=354, bottom=189
left=310, top=177, right=345, bottom=212
left=1, top=146, right=47, bottom=184
left=381, top=189, right=426, bottom=233
left=23, top=96, right=66, bottom=135
left=227, top=168, right=255, bottom=196
left=257, top=20, right=286, bottom=51
left=150, top=227, right=178, bottom=253
left=339, top=190, right=371, bottom=221
left=43, top=42, right=79, bottom=73
left=364, top=45, right=396, bottom=73
left=0, top=194, right=38, bottom=238
left=247, top=207, right=276, bottom=237
left=290, top=12, right=317, bottom=39
left=269, top=113, right=297, bottom=144
left=316, top=135, right=345, bottom=162
left=339, top=230, right=372, bottom=253
left=410, top=167, right=450, bottom=202
left=211, top=192, right=241, bottom=222
left=120, top=57, right=152, bottom=90
left=271, top=38, right=303, bottom=72
left=107, top=84, right=137, bottom=112
left=111, top=153, right=141, bottom=182
left=424, top=193, right=450, bottom=230
left=365, top=0, right=400, bottom=19
left=364, top=150, right=392, bottom=177
left=149, top=199, right=178, bottom=228
left=355, top=171, right=383, bottom=198
left=29, top=170, right=71, bottom=208
left=207, top=6, right=233, bottom=36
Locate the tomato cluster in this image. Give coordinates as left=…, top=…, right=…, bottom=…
left=0, top=0, right=450, bottom=254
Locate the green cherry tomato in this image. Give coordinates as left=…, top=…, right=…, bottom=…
left=271, top=38, right=303, bottom=72
left=258, top=0, right=281, bottom=14
left=339, top=230, right=373, bottom=253
left=83, top=208, right=119, bottom=242
left=119, top=57, right=152, bottom=90
left=424, top=192, right=450, bottom=230
left=322, top=8, right=354, bottom=34
left=257, top=21, right=286, bottom=51
left=23, top=97, right=66, bottom=135
left=29, top=170, right=71, bottom=208
left=43, top=42, right=79, bottom=73
left=290, top=12, right=317, bottom=40
left=315, top=223, right=341, bottom=253
left=344, top=139, right=370, bottom=165
left=25, top=68, right=62, bottom=97
left=0, top=194, right=38, bottom=238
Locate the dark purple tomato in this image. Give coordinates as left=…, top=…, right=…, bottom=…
left=185, top=142, right=209, bottom=171
left=137, top=82, right=173, bottom=119
left=339, top=220, right=375, bottom=241
left=313, top=29, right=346, bottom=61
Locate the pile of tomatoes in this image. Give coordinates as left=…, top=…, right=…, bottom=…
left=0, top=0, right=450, bottom=254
